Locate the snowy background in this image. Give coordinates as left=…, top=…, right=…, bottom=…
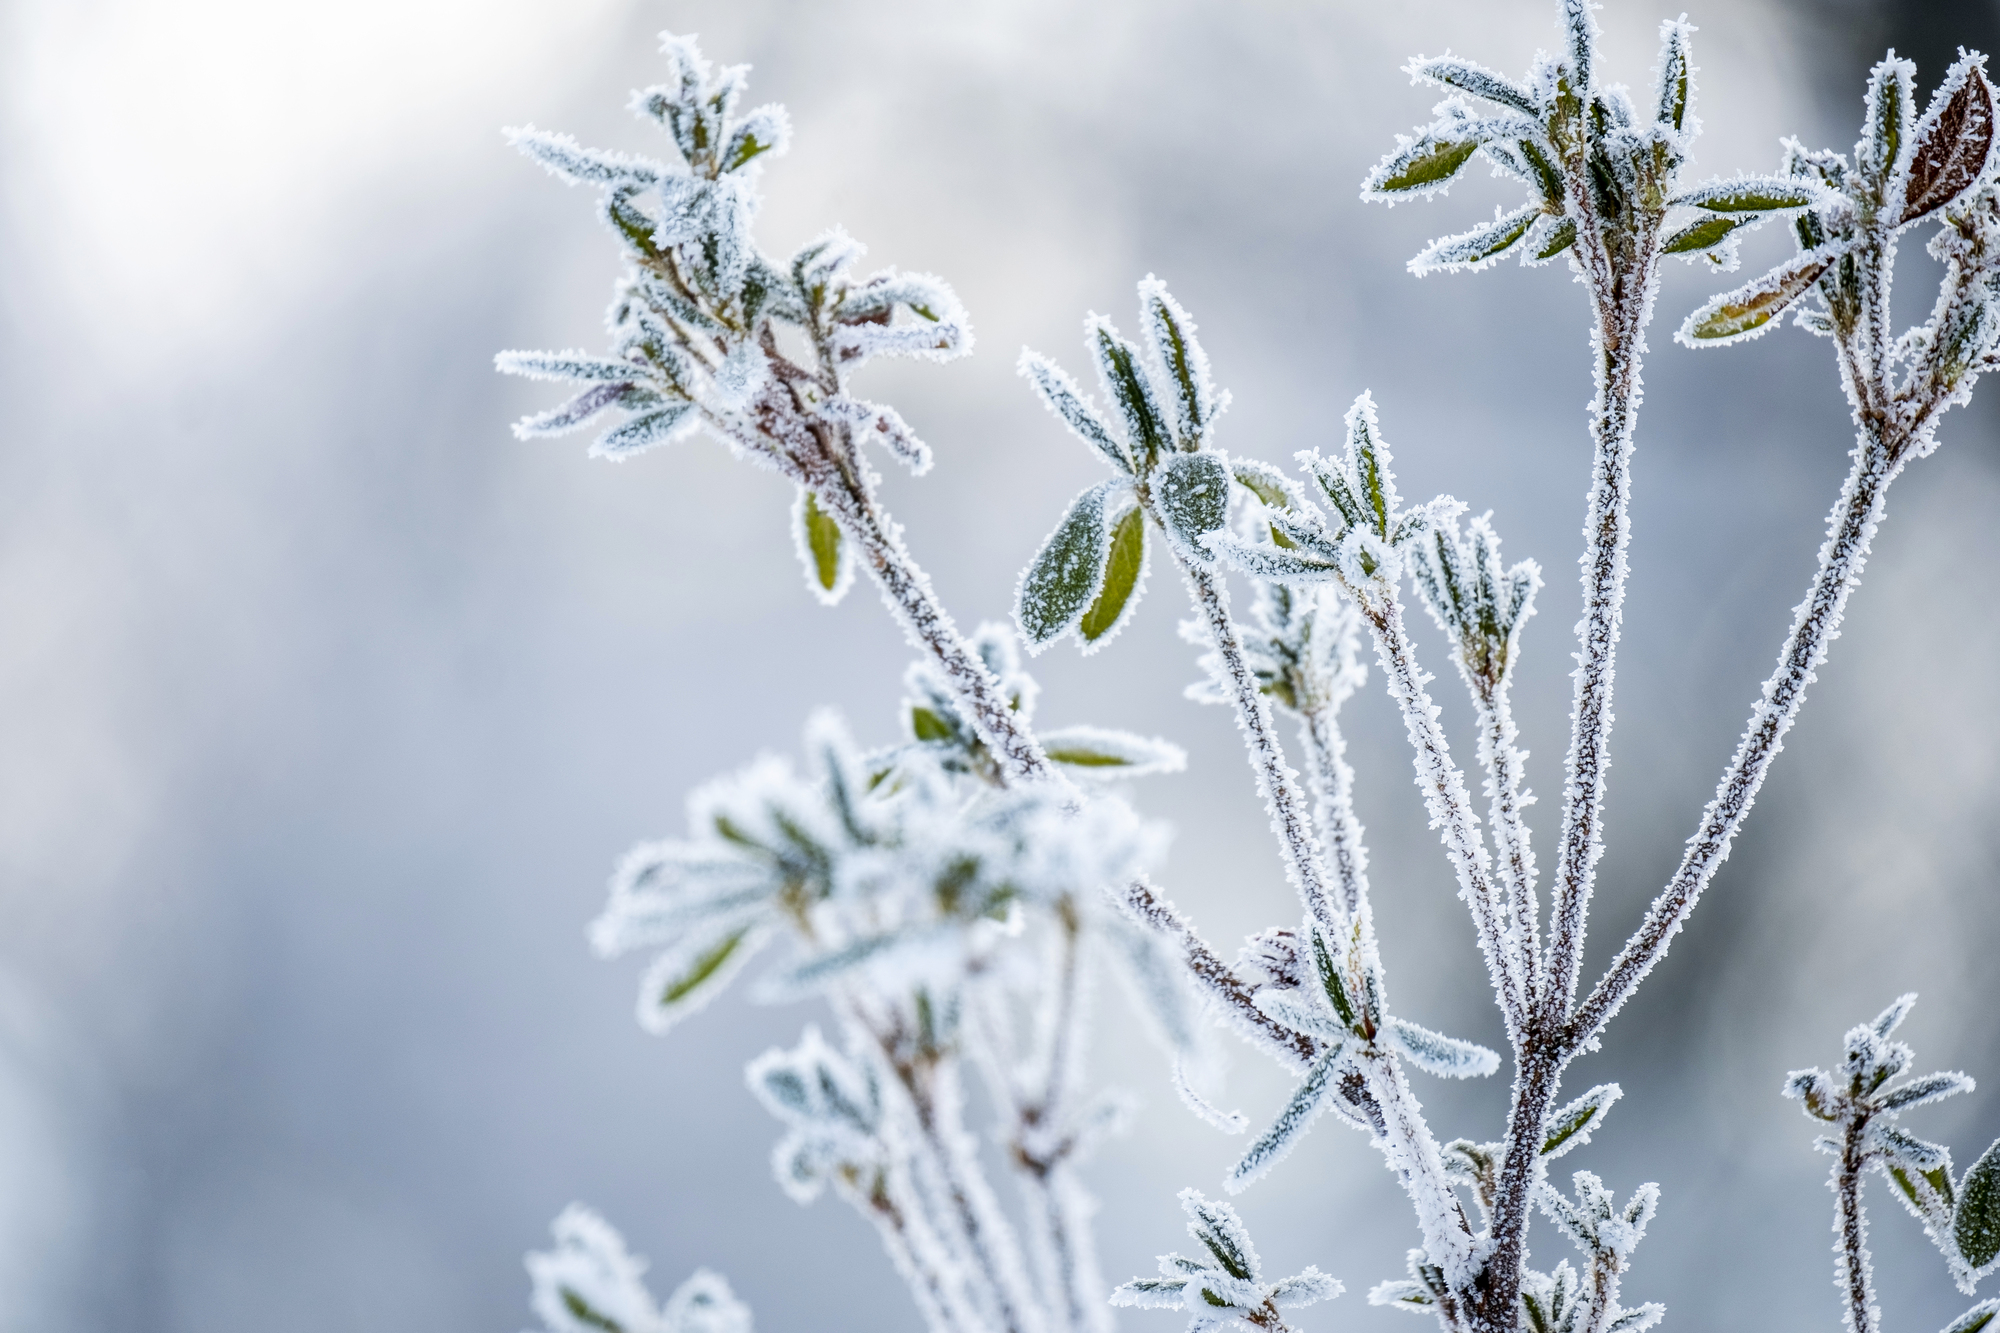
left=0, top=0, right=1996, bottom=1328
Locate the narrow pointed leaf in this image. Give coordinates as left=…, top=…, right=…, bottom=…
left=1227, top=1046, right=1342, bottom=1192
left=1941, top=1300, right=2000, bottom=1333
left=1140, top=278, right=1216, bottom=446
left=1412, top=58, right=1539, bottom=116
left=1038, top=723, right=1185, bottom=776
left=1656, top=21, right=1692, bottom=131
left=637, top=923, right=768, bottom=1033
left=593, top=404, right=697, bottom=458
left=1672, top=178, right=1824, bottom=211
left=1543, top=1084, right=1622, bottom=1157
left=1410, top=204, right=1541, bottom=275
left=1021, top=350, right=1132, bottom=474
left=1387, top=1017, right=1501, bottom=1079
left=1663, top=214, right=1755, bottom=255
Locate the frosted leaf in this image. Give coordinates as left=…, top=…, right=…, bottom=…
left=1409, top=202, right=1542, bottom=275
left=636, top=920, right=772, bottom=1033
left=1678, top=246, right=1840, bottom=347
left=1078, top=505, right=1149, bottom=651
left=1408, top=56, right=1540, bottom=117
left=712, top=340, right=766, bottom=409
left=1268, top=1269, right=1343, bottom=1308
left=813, top=396, right=934, bottom=475
left=1521, top=213, right=1578, bottom=265
left=514, top=383, right=651, bottom=440
left=1020, top=349, right=1132, bottom=474
left=1154, top=452, right=1232, bottom=559
left=1670, top=176, right=1826, bottom=212
left=1604, top=1305, right=1666, bottom=1333
left=1559, top=0, right=1598, bottom=90
left=1017, top=481, right=1119, bottom=651
left=791, top=487, right=853, bottom=606
left=1090, top=317, right=1173, bottom=468
left=1174, top=1056, right=1249, bottom=1135
left=496, top=349, right=649, bottom=383
left=745, top=1025, right=883, bottom=1205
left=1661, top=213, right=1755, bottom=264
left=1941, top=1300, right=2000, bottom=1333
left=1102, top=910, right=1200, bottom=1055
left=1038, top=724, right=1186, bottom=778
left=1880, top=1072, right=1976, bottom=1113
left=1226, top=1044, right=1344, bottom=1192
left=661, top=1271, right=753, bottom=1333
left=1113, top=1190, right=1337, bottom=1333
left=594, top=404, right=699, bottom=460
left=1385, top=1017, right=1500, bottom=1079
left=720, top=103, right=791, bottom=173
left=1542, top=1083, right=1621, bottom=1158
left=506, top=126, right=669, bottom=188
left=1900, top=54, right=1999, bottom=224
left=1874, top=1125, right=1952, bottom=1172
left=527, top=1205, right=666, bottom=1333
left=1957, top=1139, right=2000, bottom=1273
left=1253, top=987, right=1347, bottom=1043
left=830, top=271, right=972, bottom=364
left=1363, top=129, right=1484, bottom=200
left=1138, top=275, right=1218, bottom=447
left=790, top=228, right=866, bottom=292
left=1655, top=19, right=1694, bottom=134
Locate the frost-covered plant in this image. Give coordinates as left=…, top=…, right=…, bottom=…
left=1784, top=996, right=2000, bottom=1333
left=499, top=10, right=2000, bottom=1333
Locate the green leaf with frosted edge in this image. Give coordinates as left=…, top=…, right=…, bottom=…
left=1155, top=453, right=1231, bottom=553
left=1080, top=506, right=1146, bottom=644
left=801, top=489, right=843, bottom=592
left=1903, top=62, right=1998, bottom=224
left=1233, top=466, right=1292, bottom=510
left=658, top=927, right=752, bottom=1008
left=1955, top=1139, right=2000, bottom=1269
left=910, top=706, right=954, bottom=742
left=1311, top=928, right=1357, bottom=1030
left=1018, top=484, right=1112, bottom=646
left=1676, top=180, right=1820, bottom=212
left=1662, top=214, right=1750, bottom=254
left=1685, top=253, right=1836, bottom=342
left=1542, top=1084, right=1619, bottom=1156
left=1520, top=140, right=1565, bottom=205
left=562, top=1287, right=627, bottom=1333
left=1943, top=1303, right=2000, bottom=1333
left=1096, top=329, right=1171, bottom=466
left=1374, top=136, right=1482, bottom=193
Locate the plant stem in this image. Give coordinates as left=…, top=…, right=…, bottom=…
left=1367, top=592, right=1531, bottom=1041
left=1568, top=428, right=1900, bottom=1052
left=1543, top=209, right=1660, bottom=1031
left=1836, top=1114, right=1880, bottom=1333
left=1177, top=555, right=1345, bottom=942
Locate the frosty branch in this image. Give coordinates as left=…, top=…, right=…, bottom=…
left=496, top=13, right=2000, bottom=1333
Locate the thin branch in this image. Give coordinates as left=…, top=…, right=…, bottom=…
left=1366, top=591, right=1532, bottom=1042
left=1568, top=427, right=1900, bottom=1051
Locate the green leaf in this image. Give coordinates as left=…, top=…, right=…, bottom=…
left=1040, top=724, right=1185, bottom=776
left=1079, top=505, right=1147, bottom=646
left=1673, top=178, right=1822, bottom=211
left=1680, top=251, right=1837, bottom=345
left=909, top=706, right=955, bottom=742
left=1410, top=203, right=1540, bottom=274
left=1093, top=324, right=1171, bottom=468
left=642, top=924, right=760, bottom=1033
left=1017, top=483, right=1114, bottom=648
left=1366, top=135, right=1482, bottom=196
left=1662, top=214, right=1752, bottom=255
left=1534, top=216, right=1578, bottom=261
left=795, top=487, right=849, bottom=603
left=1154, top=452, right=1231, bottom=557
left=1310, top=927, right=1358, bottom=1030
left=1941, top=1301, right=2000, bottom=1333
left=1414, top=58, right=1540, bottom=117
left=1656, top=22, right=1692, bottom=131
left=1543, top=1083, right=1622, bottom=1156
left=561, top=1287, right=627, bottom=1333
left=1955, top=1139, right=2000, bottom=1270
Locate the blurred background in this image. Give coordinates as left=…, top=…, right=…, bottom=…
left=0, top=0, right=1996, bottom=1328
